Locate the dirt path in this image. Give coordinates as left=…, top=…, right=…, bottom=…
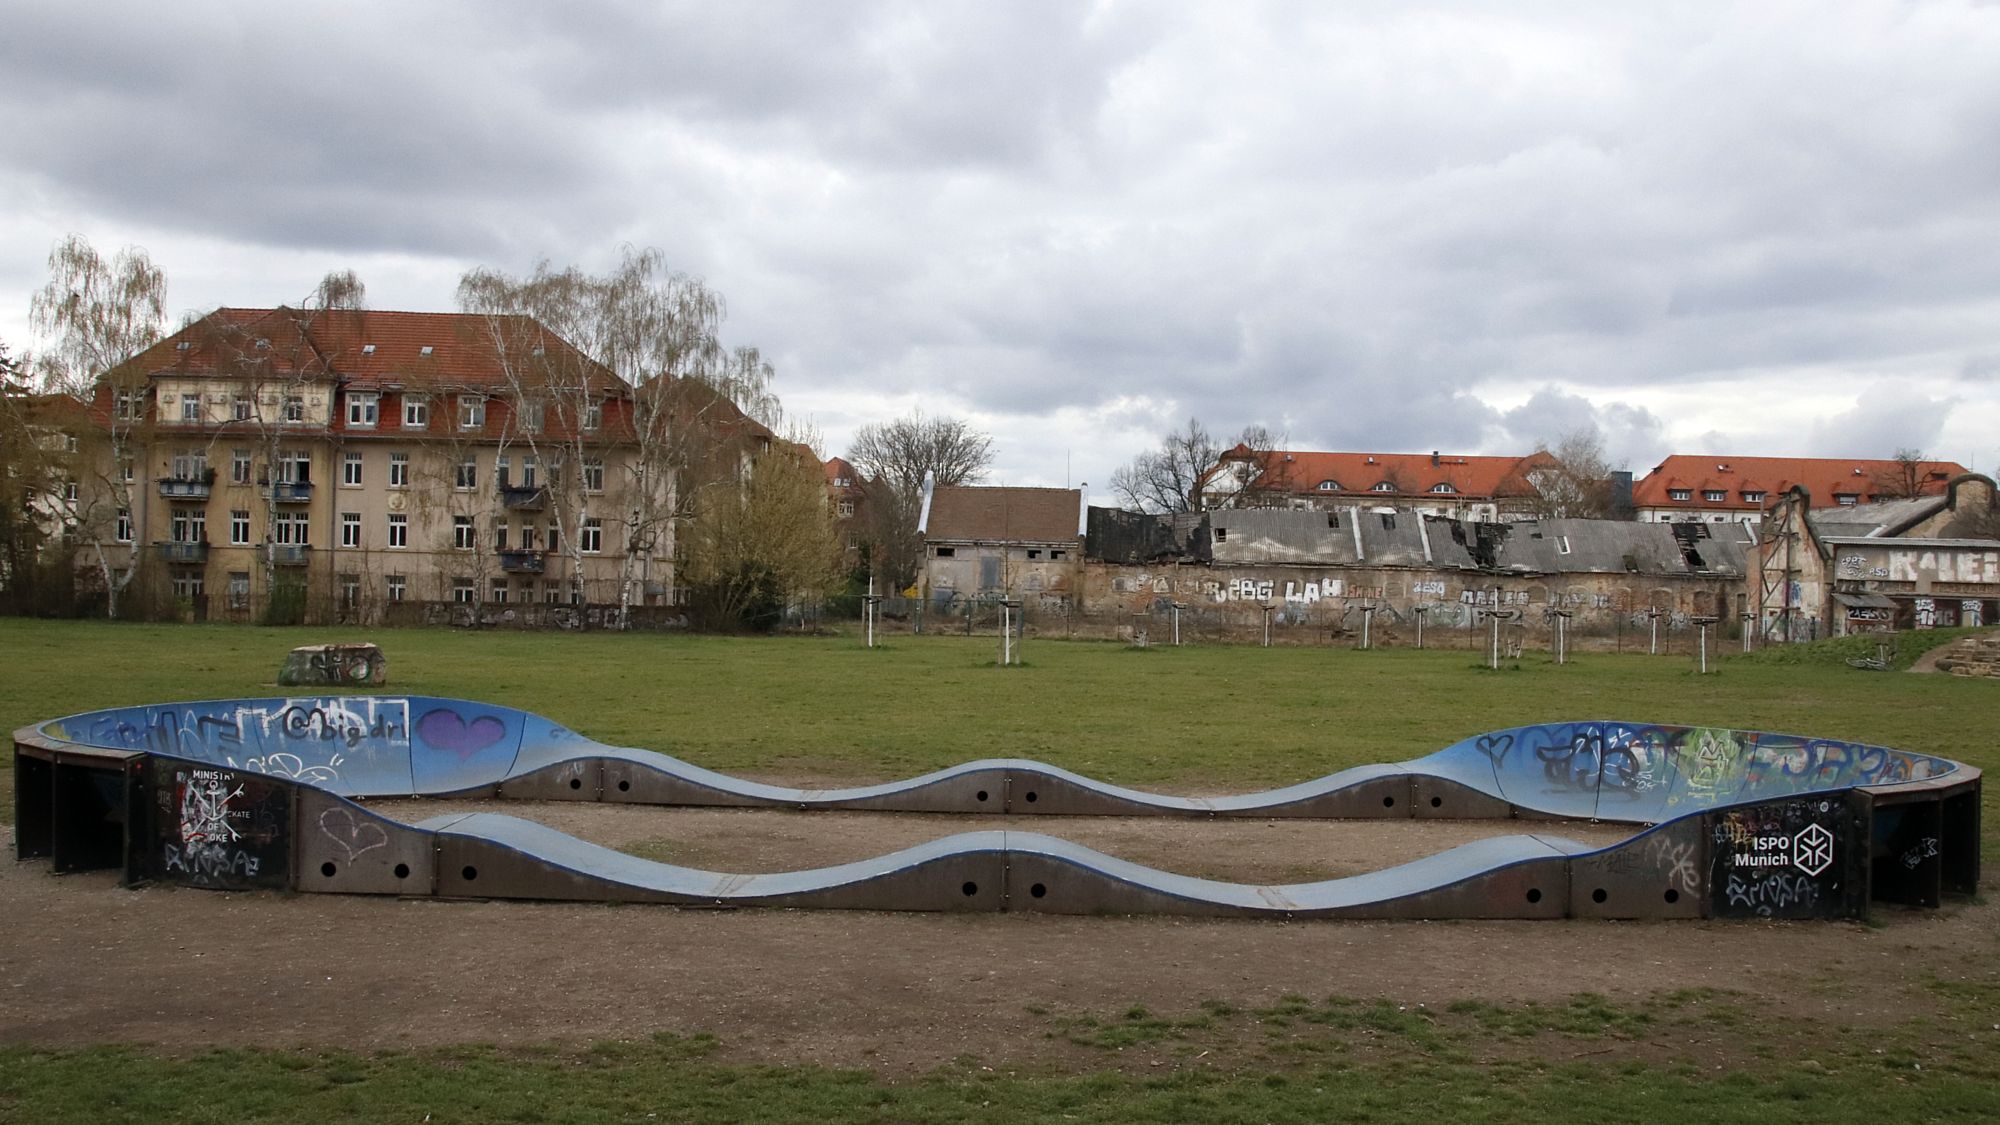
left=5, top=815, right=1993, bottom=1075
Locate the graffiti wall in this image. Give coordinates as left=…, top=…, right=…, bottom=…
left=1076, top=561, right=1734, bottom=645
left=146, top=760, right=292, bottom=890
left=1707, top=796, right=1864, bottom=920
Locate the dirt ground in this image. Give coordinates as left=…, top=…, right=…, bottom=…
left=3, top=798, right=1994, bottom=1074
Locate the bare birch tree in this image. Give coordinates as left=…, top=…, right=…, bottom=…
left=192, top=273, right=368, bottom=622
left=1523, top=429, right=1617, bottom=519
left=27, top=235, right=167, bottom=617
left=1110, top=417, right=1219, bottom=513
left=457, top=248, right=777, bottom=628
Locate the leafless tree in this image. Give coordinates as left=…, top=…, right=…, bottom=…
left=192, top=272, right=368, bottom=622
left=27, top=236, right=167, bottom=618
left=844, top=411, right=994, bottom=588
left=1871, top=447, right=1935, bottom=500
left=1110, top=417, right=1218, bottom=514
left=458, top=248, right=778, bottom=627
left=1524, top=428, right=1617, bottom=519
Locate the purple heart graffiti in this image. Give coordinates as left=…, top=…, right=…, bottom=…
left=416, top=709, right=508, bottom=758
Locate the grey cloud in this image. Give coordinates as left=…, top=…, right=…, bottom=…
left=1807, top=384, right=1958, bottom=459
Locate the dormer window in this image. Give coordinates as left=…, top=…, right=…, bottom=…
left=1668, top=489, right=1692, bottom=502
left=1834, top=493, right=1859, bottom=506
left=420, top=345, right=435, bottom=357
left=345, top=392, right=379, bottom=429
left=1741, top=490, right=1766, bottom=503
left=1316, top=480, right=1342, bottom=491
left=361, top=344, right=376, bottom=355
left=1371, top=481, right=1396, bottom=492
left=1702, top=489, right=1726, bottom=502
left=1429, top=482, right=1456, bottom=494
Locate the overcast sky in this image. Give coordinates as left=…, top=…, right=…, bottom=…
left=6, top=1, right=1999, bottom=496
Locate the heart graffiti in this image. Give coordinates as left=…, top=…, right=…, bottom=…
left=416, top=709, right=508, bottom=758
left=318, top=807, right=388, bottom=862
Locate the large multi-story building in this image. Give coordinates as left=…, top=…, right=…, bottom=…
left=58, top=306, right=770, bottom=623
left=1630, top=455, right=1969, bottom=525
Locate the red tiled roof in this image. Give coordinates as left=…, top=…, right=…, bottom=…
left=1206, top=446, right=1554, bottom=501
left=130, top=308, right=622, bottom=393
left=1631, top=455, right=1969, bottom=512
left=824, top=456, right=861, bottom=485
left=926, top=486, right=1081, bottom=544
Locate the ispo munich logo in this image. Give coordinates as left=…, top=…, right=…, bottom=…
left=1792, top=823, right=1835, bottom=877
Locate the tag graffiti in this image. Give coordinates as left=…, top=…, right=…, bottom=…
left=168, top=769, right=261, bottom=884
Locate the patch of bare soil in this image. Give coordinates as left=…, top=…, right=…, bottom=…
left=3, top=817, right=1993, bottom=1077
left=362, top=800, right=1636, bottom=883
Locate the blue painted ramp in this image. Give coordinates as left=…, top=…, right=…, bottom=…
left=27, top=696, right=1974, bottom=919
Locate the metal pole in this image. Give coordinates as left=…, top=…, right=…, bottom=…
left=1488, top=613, right=1500, bottom=669
left=1172, top=602, right=1184, bottom=646
left=1262, top=605, right=1273, bottom=647
left=1000, top=602, right=1011, bottom=665
left=1698, top=623, right=1708, bottom=674
left=1415, top=606, right=1426, bottom=649
left=1360, top=602, right=1373, bottom=650
left=1740, top=611, right=1753, bottom=653
left=1649, top=608, right=1660, bottom=655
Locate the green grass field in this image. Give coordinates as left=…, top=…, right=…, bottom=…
left=3, top=618, right=1998, bottom=1122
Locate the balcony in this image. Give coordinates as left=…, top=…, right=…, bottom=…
left=498, top=484, right=548, bottom=511
left=498, top=549, right=549, bottom=574
left=155, top=540, right=210, bottom=564
left=157, top=470, right=216, bottom=500
left=259, top=479, right=315, bottom=504
left=264, top=543, right=312, bottom=567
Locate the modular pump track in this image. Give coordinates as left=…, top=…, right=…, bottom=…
left=13, top=696, right=1981, bottom=921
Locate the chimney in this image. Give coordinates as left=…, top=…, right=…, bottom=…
left=1432, top=451, right=1440, bottom=467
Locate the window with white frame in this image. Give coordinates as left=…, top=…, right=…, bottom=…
left=171, top=450, right=207, bottom=480
left=230, top=449, right=252, bottom=484
left=453, top=516, right=475, bottom=549
left=387, top=513, right=408, bottom=548
left=517, top=398, right=545, bottom=434
left=583, top=458, right=604, bottom=493
left=583, top=400, right=602, bottom=431
left=119, top=457, right=136, bottom=484
left=581, top=517, right=603, bottom=554
left=837, top=499, right=854, bottom=518
left=115, top=509, right=132, bottom=543
left=547, top=521, right=561, bottom=552
left=179, top=395, right=202, bottom=423
left=520, top=456, right=539, bottom=488
left=346, top=392, right=379, bottom=428
left=1742, top=490, right=1766, bottom=503
left=455, top=457, right=476, bottom=490
left=403, top=395, right=429, bottom=428
left=170, top=507, right=205, bottom=543
left=386, top=574, right=406, bottom=602
left=1667, top=489, right=1692, bottom=501
left=494, top=521, right=509, bottom=551
left=63, top=481, right=78, bottom=503
left=283, top=395, right=305, bottom=423
left=452, top=577, right=474, bottom=603
left=274, top=512, right=310, bottom=545
left=340, top=512, right=361, bottom=548
left=1702, top=489, right=1727, bottom=502
left=340, top=574, right=361, bottom=610
left=228, top=572, right=250, bottom=609
left=1430, top=482, right=1456, bottom=494
left=458, top=394, right=486, bottom=429
left=114, top=389, right=145, bottom=420
left=1371, top=481, right=1396, bottom=492
left=232, top=394, right=252, bottom=422
left=490, top=578, right=509, bottom=603
left=342, top=451, right=363, bottom=487
left=388, top=452, right=409, bottom=488
left=230, top=510, right=250, bottom=545
left=277, top=451, right=311, bottom=484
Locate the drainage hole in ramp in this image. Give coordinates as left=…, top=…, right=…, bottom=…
left=975, top=790, right=988, bottom=802
left=1430, top=796, right=1443, bottom=808
left=1526, top=888, right=1543, bottom=904
left=462, top=865, right=479, bottom=882
left=1024, top=791, right=1038, bottom=803
left=1664, top=888, right=1680, bottom=904
left=320, top=861, right=337, bottom=878
left=1382, top=795, right=1396, bottom=808
left=617, top=780, right=630, bottom=792
left=569, top=777, right=583, bottom=790
left=961, top=881, right=978, bottom=897
left=393, top=863, right=410, bottom=879
left=1030, top=883, right=1047, bottom=899
left=1591, top=888, right=1608, bottom=904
